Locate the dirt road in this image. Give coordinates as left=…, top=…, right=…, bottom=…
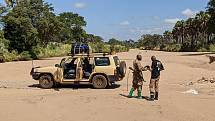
left=0, top=50, right=215, bottom=121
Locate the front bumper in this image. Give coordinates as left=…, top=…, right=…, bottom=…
left=31, top=72, right=40, bottom=80
left=30, top=68, right=40, bottom=80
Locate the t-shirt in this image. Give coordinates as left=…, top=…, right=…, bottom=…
left=151, top=60, right=164, bottom=79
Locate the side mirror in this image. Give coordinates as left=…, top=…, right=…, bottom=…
left=55, top=64, right=61, bottom=67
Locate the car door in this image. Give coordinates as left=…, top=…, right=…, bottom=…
left=75, top=58, right=83, bottom=81
left=56, top=67, right=64, bottom=82
left=55, top=58, right=65, bottom=82
left=62, top=58, right=77, bottom=82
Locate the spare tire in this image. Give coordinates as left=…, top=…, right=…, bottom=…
left=119, top=61, right=126, bottom=78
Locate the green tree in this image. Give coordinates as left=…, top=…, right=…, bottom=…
left=4, top=0, right=23, bottom=7
left=3, top=0, right=62, bottom=52
left=172, top=20, right=186, bottom=44
left=108, top=38, right=122, bottom=45
left=4, top=0, right=15, bottom=7
left=58, top=12, right=87, bottom=43
left=163, top=31, right=173, bottom=44
left=138, top=34, right=163, bottom=49
left=27, top=0, right=62, bottom=44
left=207, top=0, right=215, bottom=43
left=195, top=11, right=210, bottom=45
left=0, top=30, right=9, bottom=53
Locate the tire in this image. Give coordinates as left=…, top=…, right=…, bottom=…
left=119, top=61, right=126, bottom=78
left=92, top=75, right=108, bottom=89
left=39, top=74, right=54, bottom=89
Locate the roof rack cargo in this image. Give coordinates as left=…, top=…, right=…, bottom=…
left=71, top=43, right=92, bottom=57
left=70, top=43, right=111, bottom=57
left=68, top=52, right=110, bottom=57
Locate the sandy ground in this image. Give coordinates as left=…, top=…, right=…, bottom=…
left=0, top=49, right=215, bottom=121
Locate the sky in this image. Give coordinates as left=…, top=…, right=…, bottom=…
left=0, top=0, right=210, bottom=41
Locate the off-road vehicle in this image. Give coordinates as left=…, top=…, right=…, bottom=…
left=30, top=53, right=126, bottom=89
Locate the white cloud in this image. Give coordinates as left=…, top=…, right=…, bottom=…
left=182, top=8, right=197, bottom=18
left=164, top=18, right=181, bottom=24
left=74, top=2, right=86, bottom=9
left=152, top=16, right=160, bottom=20
left=120, top=21, right=130, bottom=26
left=129, top=27, right=163, bottom=34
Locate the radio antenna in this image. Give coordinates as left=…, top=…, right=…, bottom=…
left=32, top=60, right=34, bottom=68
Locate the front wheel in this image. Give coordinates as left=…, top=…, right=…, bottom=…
left=39, top=74, right=54, bottom=89
left=92, top=75, right=108, bottom=89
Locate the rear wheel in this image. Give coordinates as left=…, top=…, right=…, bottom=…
left=39, top=74, right=54, bottom=89
left=92, top=75, right=108, bottom=89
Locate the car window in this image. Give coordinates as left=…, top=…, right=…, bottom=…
left=95, top=57, right=110, bottom=66
left=66, top=58, right=77, bottom=64
left=113, top=56, right=120, bottom=66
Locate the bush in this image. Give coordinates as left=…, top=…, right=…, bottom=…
left=209, top=44, right=215, bottom=52
left=2, top=42, right=129, bottom=62
left=32, top=43, right=70, bottom=58
left=160, top=44, right=166, bottom=50
left=114, top=45, right=129, bottom=52
left=89, top=42, right=108, bottom=52
left=4, top=50, right=19, bottom=62
left=162, top=44, right=181, bottom=52
left=19, top=51, right=32, bottom=61
left=197, top=47, right=208, bottom=52
left=89, top=42, right=129, bottom=53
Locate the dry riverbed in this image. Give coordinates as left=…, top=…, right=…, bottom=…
left=0, top=49, right=215, bottom=121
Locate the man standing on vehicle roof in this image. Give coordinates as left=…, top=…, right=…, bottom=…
left=149, top=56, right=164, bottom=101
left=128, top=54, right=149, bottom=99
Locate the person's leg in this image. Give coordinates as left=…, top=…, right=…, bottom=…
left=154, top=78, right=160, bottom=100
left=149, top=79, right=155, bottom=101
left=137, top=85, right=143, bottom=99
left=128, top=83, right=137, bottom=97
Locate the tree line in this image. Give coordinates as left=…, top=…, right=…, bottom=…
left=137, top=0, right=215, bottom=52
left=0, top=0, right=131, bottom=62
left=1, top=0, right=106, bottom=53
left=2, top=0, right=214, bottom=62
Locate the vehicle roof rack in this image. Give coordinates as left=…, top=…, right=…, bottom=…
left=69, top=43, right=112, bottom=57
left=68, top=52, right=111, bottom=57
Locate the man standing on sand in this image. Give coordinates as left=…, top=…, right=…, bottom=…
left=149, top=56, right=164, bottom=101
left=128, top=54, right=149, bottom=99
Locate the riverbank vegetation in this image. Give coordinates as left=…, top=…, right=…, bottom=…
left=1, top=0, right=215, bottom=62
left=137, top=0, right=215, bottom=52
left=0, top=0, right=128, bottom=62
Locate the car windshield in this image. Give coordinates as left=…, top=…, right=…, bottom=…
left=60, top=58, right=66, bottom=66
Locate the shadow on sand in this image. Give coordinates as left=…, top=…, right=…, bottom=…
left=181, top=52, right=215, bottom=56
left=28, top=84, right=121, bottom=91
left=119, top=94, right=151, bottom=101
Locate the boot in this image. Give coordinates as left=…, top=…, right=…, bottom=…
left=128, top=88, right=134, bottom=98
left=154, top=92, right=159, bottom=100
left=137, top=90, right=143, bottom=99
left=149, top=92, right=154, bottom=101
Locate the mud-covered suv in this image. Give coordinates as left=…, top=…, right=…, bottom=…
left=30, top=53, right=126, bottom=89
